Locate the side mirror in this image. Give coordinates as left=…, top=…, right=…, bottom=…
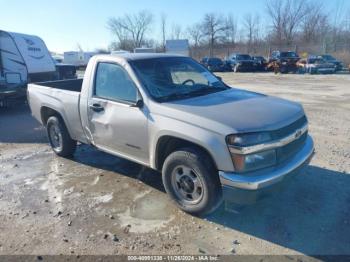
left=131, top=99, right=144, bottom=108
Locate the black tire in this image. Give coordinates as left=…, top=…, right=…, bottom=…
left=46, top=116, right=76, bottom=157
left=162, top=147, right=222, bottom=216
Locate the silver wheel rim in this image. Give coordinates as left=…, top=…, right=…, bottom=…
left=171, top=165, right=204, bottom=205
left=49, top=123, right=62, bottom=151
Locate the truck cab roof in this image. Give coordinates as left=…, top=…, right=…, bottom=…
left=109, top=53, right=184, bottom=61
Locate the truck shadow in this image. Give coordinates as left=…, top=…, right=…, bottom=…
left=0, top=104, right=47, bottom=143
left=73, top=144, right=165, bottom=193
left=72, top=144, right=350, bottom=255
left=207, top=165, right=350, bottom=255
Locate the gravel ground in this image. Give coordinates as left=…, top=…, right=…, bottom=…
left=0, top=73, right=349, bottom=257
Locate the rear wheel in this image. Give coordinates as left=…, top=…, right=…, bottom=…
left=46, top=116, right=76, bottom=157
left=162, top=147, right=222, bottom=216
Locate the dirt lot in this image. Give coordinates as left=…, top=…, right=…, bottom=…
left=0, top=73, right=349, bottom=257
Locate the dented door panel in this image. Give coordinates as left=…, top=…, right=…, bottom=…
left=88, top=97, right=149, bottom=165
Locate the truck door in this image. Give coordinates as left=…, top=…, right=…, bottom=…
left=88, top=62, right=149, bottom=165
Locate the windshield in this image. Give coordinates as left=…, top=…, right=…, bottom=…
left=130, top=57, right=228, bottom=102
left=236, top=54, right=252, bottom=60
left=308, top=58, right=324, bottom=64
left=280, top=52, right=298, bottom=58
left=322, top=55, right=336, bottom=61
left=254, top=56, right=265, bottom=61
left=208, top=58, right=223, bottom=64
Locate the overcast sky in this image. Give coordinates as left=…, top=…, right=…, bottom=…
left=1, top=0, right=349, bottom=53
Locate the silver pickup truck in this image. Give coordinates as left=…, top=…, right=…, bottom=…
left=28, top=54, right=314, bottom=216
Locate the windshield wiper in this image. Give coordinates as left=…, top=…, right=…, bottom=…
left=158, top=86, right=228, bottom=102
left=158, top=92, right=193, bottom=102
left=187, top=86, right=227, bottom=96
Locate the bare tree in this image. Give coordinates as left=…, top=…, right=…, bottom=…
left=243, top=13, right=261, bottom=53
left=187, top=23, right=203, bottom=47
left=224, top=14, right=237, bottom=46
left=171, top=24, right=182, bottom=39
left=345, top=10, right=350, bottom=32
left=301, top=3, right=329, bottom=43
left=244, top=14, right=254, bottom=49
left=266, top=0, right=308, bottom=46
left=107, top=10, right=153, bottom=50
left=160, top=14, right=167, bottom=51
left=284, top=0, right=309, bottom=45
left=201, top=13, right=227, bottom=56
left=266, top=0, right=284, bottom=46
left=330, top=0, right=346, bottom=51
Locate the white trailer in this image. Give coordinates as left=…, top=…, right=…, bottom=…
left=0, top=30, right=76, bottom=105
left=0, top=31, right=56, bottom=83
left=63, top=51, right=97, bottom=67
left=166, top=39, right=189, bottom=56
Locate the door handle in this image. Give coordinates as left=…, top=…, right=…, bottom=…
left=89, top=103, right=104, bottom=112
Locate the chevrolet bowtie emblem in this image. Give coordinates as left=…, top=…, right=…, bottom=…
left=295, top=129, right=302, bottom=139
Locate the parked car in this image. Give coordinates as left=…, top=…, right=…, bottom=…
left=227, top=54, right=257, bottom=72
left=268, top=51, right=300, bottom=74
left=54, top=63, right=77, bottom=80
left=223, top=60, right=233, bottom=72
left=318, top=55, right=343, bottom=71
left=299, top=56, right=336, bottom=74
left=200, top=57, right=229, bottom=72
left=252, top=56, right=267, bottom=71
left=28, top=54, right=314, bottom=216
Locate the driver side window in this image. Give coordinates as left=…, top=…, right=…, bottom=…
left=94, top=62, right=137, bottom=103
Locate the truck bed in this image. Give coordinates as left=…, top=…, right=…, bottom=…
left=34, top=78, right=83, bottom=92
left=28, top=78, right=88, bottom=144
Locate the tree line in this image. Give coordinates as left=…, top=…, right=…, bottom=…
left=106, top=0, right=350, bottom=61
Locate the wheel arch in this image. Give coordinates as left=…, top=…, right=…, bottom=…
left=41, top=106, right=60, bottom=125
left=154, top=135, right=218, bottom=172
left=40, top=106, right=73, bottom=137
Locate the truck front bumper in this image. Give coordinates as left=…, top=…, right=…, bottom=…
left=219, top=136, right=314, bottom=204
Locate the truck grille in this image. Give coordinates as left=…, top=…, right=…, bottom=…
left=271, top=116, right=308, bottom=163
left=271, top=116, right=307, bottom=139
left=277, top=132, right=307, bottom=163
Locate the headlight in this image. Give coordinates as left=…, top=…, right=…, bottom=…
left=226, top=132, right=276, bottom=172
left=226, top=132, right=271, bottom=147
left=282, top=62, right=287, bottom=65
left=231, top=150, right=277, bottom=173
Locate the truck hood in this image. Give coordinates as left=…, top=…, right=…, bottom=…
left=155, top=88, right=305, bottom=135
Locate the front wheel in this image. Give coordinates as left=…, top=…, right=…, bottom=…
left=46, top=116, right=77, bottom=157
left=162, top=147, right=222, bottom=216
